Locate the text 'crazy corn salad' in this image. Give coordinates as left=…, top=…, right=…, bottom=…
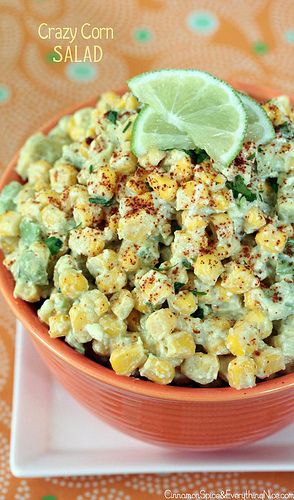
left=0, top=78, right=293, bottom=390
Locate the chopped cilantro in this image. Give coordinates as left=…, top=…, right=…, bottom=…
left=247, top=153, right=256, bottom=161
left=89, top=197, right=113, bottom=207
left=69, top=222, right=82, bottom=232
left=226, top=175, right=256, bottom=202
left=182, top=258, right=192, bottom=269
left=45, top=236, right=63, bottom=255
left=89, top=165, right=94, bottom=173
left=191, top=307, right=204, bottom=319
left=184, top=148, right=209, bottom=164
left=174, top=282, right=185, bottom=293
left=122, top=121, right=131, bottom=133
left=191, top=290, right=207, bottom=296
left=107, top=110, right=118, bottom=124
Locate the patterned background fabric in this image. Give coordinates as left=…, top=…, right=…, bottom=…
left=0, top=0, right=293, bottom=497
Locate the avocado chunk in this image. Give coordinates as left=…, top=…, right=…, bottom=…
left=19, top=219, right=42, bottom=245
left=0, top=181, right=22, bottom=214
left=17, top=246, right=49, bottom=285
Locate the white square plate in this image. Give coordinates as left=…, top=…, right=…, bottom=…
left=10, top=323, right=294, bottom=477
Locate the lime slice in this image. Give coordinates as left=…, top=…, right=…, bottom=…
left=238, top=92, right=275, bottom=145
left=131, top=105, right=195, bottom=156
left=128, top=69, right=247, bottom=165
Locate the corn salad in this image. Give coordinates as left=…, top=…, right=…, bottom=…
left=0, top=91, right=293, bottom=389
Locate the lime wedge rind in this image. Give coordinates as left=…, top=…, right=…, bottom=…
left=238, top=91, right=275, bottom=145
left=128, top=69, right=247, bottom=166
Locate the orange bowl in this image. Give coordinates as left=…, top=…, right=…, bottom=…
left=1, top=82, right=294, bottom=450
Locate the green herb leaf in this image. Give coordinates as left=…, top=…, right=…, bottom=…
left=107, top=110, right=118, bottom=124
left=89, top=197, right=113, bottom=207
left=247, top=153, right=255, bottom=161
left=45, top=236, right=63, bottom=255
left=122, top=121, right=131, bottom=133
left=191, top=290, right=207, bottom=296
left=174, top=282, right=185, bottom=293
left=191, top=307, right=204, bottom=319
left=182, top=258, right=192, bottom=269
left=184, top=148, right=209, bottom=164
left=226, top=175, right=256, bottom=202
left=89, top=164, right=94, bottom=173
left=69, top=222, right=82, bottom=232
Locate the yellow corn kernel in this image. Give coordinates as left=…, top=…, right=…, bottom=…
left=168, top=290, right=198, bottom=315
left=244, top=207, right=266, bottom=234
left=244, top=309, right=272, bottom=339
left=117, top=92, right=139, bottom=112
left=226, top=320, right=259, bottom=356
left=49, top=313, right=71, bottom=338
left=255, top=224, right=287, bottom=254
left=201, top=317, right=232, bottom=355
left=209, top=213, right=234, bottom=242
left=110, top=289, right=134, bottom=320
left=73, top=202, right=103, bottom=228
left=221, top=262, right=258, bottom=294
left=170, top=156, right=193, bottom=182
left=14, top=280, right=42, bottom=302
left=118, top=242, right=140, bottom=272
left=59, top=270, right=88, bottom=300
left=139, top=354, right=175, bottom=385
left=139, top=270, right=174, bottom=306
left=262, top=100, right=288, bottom=126
left=50, top=163, right=78, bottom=193
left=27, top=160, right=51, bottom=189
left=0, top=236, right=19, bottom=254
left=194, top=252, right=224, bottom=286
left=87, top=165, right=116, bottom=200
left=132, top=288, right=153, bottom=314
left=68, top=227, right=105, bottom=257
left=244, top=289, right=263, bottom=310
left=126, top=176, right=148, bottom=196
left=110, top=151, right=137, bottom=175
left=165, top=330, right=195, bottom=359
left=69, top=304, right=94, bottom=342
left=110, top=342, right=146, bottom=376
left=228, top=356, right=256, bottom=389
left=176, top=180, right=210, bottom=211
left=0, top=211, right=21, bottom=237
left=41, top=204, right=67, bottom=233
left=96, top=266, right=127, bottom=294
left=210, top=189, right=231, bottom=212
left=98, top=312, right=127, bottom=338
left=253, top=347, right=285, bottom=379
left=147, top=172, right=178, bottom=202
left=194, top=167, right=226, bottom=190
left=181, top=211, right=207, bottom=232
left=145, top=309, right=177, bottom=341
left=96, top=91, right=121, bottom=115
left=181, top=353, right=219, bottom=385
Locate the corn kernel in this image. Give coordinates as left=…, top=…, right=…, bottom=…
left=14, top=279, right=42, bottom=302
left=49, top=313, right=71, bottom=338
left=59, top=270, right=88, bottom=300
left=145, top=309, right=176, bottom=341
left=168, top=290, right=198, bottom=315
left=194, top=253, right=224, bottom=286
left=228, top=356, right=256, bottom=389
left=0, top=211, right=21, bottom=237
left=110, top=290, right=134, bottom=320
left=110, top=342, right=146, bottom=376
left=139, top=270, right=174, bottom=306
left=165, top=330, right=195, bottom=359
left=98, top=312, right=127, bottom=338
left=110, top=151, right=137, bottom=175
left=181, top=212, right=207, bottom=232
left=176, top=181, right=209, bottom=211
left=226, top=320, right=259, bottom=356
left=147, top=172, right=178, bottom=202
left=244, top=207, right=266, bottom=234
left=50, top=163, right=78, bottom=193
left=210, top=189, right=231, bottom=212
left=181, top=353, right=219, bottom=384
left=139, top=354, right=175, bottom=385
left=255, top=224, right=287, bottom=254
left=221, top=262, right=258, bottom=294
left=69, top=227, right=105, bottom=257
left=87, top=166, right=116, bottom=200
left=253, top=346, right=285, bottom=378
